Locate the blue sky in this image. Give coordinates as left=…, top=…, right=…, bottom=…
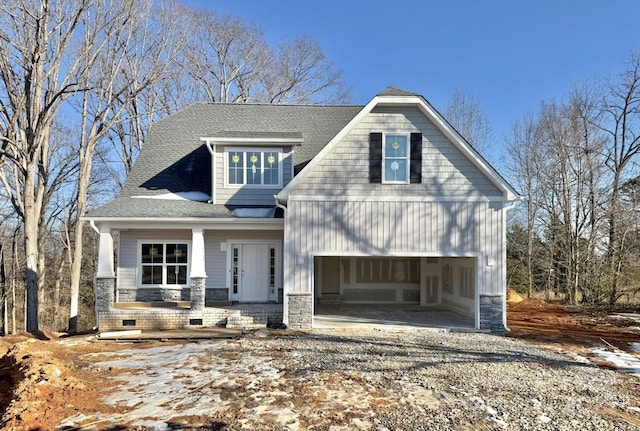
left=182, top=1, right=639, bottom=157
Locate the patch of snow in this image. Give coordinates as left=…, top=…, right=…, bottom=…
left=632, top=343, right=640, bottom=353
left=64, top=341, right=285, bottom=430
left=232, top=207, right=275, bottom=218
left=131, top=191, right=211, bottom=202
left=593, top=347, right=640, bottom=378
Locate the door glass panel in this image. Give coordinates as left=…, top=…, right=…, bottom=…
left=232, top=247, right=239, bottom=295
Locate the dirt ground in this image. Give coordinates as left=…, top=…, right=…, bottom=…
left=0, top=298, right=639, bottom=431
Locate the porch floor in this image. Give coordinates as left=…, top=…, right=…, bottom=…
left=313, top=304, right=476, bottom=330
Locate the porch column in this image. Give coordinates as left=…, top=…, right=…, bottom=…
left=95, top=228, right=115, bottom=331
left=95, top=228, right=115, bottom=313
left=190, top=228, right=207, bottom=311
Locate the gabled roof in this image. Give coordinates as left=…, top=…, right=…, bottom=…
left=277, top=87, right=520, bottom=202
left=87, top=103, right=362, bottom=219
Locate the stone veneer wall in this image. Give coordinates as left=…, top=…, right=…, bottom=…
left=287, top=293, right=313, bottom=328
left=118, top=287, right=232, bottom=302
left=479, top=294, right=504, bottom=333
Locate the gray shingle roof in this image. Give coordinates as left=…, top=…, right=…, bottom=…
left=87, top=102, right=363, bottom=218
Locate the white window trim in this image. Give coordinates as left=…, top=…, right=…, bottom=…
left=382, top=133, right=410, bottom=184
left=224, top=147, right=283, bottom=188
left=137, top=240, right=192, bottom=288
left=226, top=239, right=281, bottom=302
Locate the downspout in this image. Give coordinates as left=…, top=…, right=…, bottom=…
left=205, top=141, right=216, bottom=204
left=502, top=198, right=520, bottom=331
left=89, top=219, right=100, bottom=235
left=274, top=195, right=289, bottom=325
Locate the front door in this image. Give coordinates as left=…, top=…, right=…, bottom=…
left=240, top=244, right=269, bottom=302
left=229, top=242, right=277, bottom=302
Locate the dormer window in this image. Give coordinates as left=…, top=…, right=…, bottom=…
left=226, top=148, right=282, bottom=187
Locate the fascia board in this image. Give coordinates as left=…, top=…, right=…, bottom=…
left=410, top=98, right=520, bottom=201
left=200, top=137, right=303, bottom=145
left=82, top=217, right=284, bottom=230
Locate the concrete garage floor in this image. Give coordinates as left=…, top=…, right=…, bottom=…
left=313, top=304, right=476, bottom=330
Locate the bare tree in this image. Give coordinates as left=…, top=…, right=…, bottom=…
left=0, top=0, right=91, bottom=332
left=176, top=7, right=349, bottom=104
left=598, top=54, right=640, bottom=304
left=65, top=0, right=181, bottom=332
left=504, top=112, right=543, bottom=298
left=444, top=89, right=494, bottom=158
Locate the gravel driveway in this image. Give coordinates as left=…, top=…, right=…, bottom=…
left=63, top=328, right=640, bottom=431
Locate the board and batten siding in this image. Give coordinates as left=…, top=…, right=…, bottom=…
left=117, top=229, right=283, bottom=292
left=291, top=106, right=502, bottom=198
left=285, top=199, right=505, bottom=296
left=214, top=146, right=294, bottom=206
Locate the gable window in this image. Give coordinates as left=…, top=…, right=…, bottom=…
left=383, top=134, right=409, bottom=183
left=140, top=242, right=189, bottom=286
left=226, top=148, right=281, bottom=187
left=370, top=132, right=422, bottom=184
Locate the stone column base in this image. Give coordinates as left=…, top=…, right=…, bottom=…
left=190, top=277, right=206, bottom=311
left=287, top=293, right=313, bottom=328
left=95, top=277, right=116, bottom=313
left=479, top=294, right=505, bottom=333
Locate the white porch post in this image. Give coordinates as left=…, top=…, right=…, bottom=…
left=96, top=229, right=115, bottom=278
left=190, top=228, right=207, bottom=310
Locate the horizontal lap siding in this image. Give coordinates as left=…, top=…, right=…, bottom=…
left=292, top=106, right=501, bottom=198
left=118, top=229, right=283, bottom=291
left=205, top=230, right=284, bottom=290
left=287, top=200, right=503, bottom=295
left=118, top=230, right=191, bottom=290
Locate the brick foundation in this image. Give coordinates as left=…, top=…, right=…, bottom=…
left=97, top=304, right=283, bottom=331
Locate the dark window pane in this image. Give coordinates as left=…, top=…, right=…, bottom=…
left=142, top=265, right=162, bottom=284
left=167, top=265, right=186, bottom=284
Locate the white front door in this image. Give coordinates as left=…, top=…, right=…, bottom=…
left=240, top=244, right=269, bottom=302
left=229, top=242, right=276, bottom=302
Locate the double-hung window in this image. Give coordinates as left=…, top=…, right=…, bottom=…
left=383, top=134, right=409, bottom=184
left=140, top=242, right=189, bottom=286
left=227, top=148, right=281, bottom=187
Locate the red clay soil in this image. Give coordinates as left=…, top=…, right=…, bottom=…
left=507, top=298, right=640, bottom=350
left=0, top=300, right=638, bottom=431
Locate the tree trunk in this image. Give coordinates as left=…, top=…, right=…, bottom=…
left=23, top=170, right=39, bottom=333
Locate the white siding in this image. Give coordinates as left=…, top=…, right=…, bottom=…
left=285, top=200, right=504, bottom=296
left=292, top=106, right=502, bottom=198
left=203, top=230, right=284, bottom=290
left=118, top=229, right=283, bottom=291
left=117, top=229, right=191, bottom=290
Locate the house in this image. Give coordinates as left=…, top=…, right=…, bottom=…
left=85, top=87, right=519, bottom=332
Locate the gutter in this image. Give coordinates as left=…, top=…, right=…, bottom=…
left=89, top=219, right=100, bottom=234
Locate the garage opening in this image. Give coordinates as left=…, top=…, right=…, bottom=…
left=313, top=256, right=476, bottom=329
